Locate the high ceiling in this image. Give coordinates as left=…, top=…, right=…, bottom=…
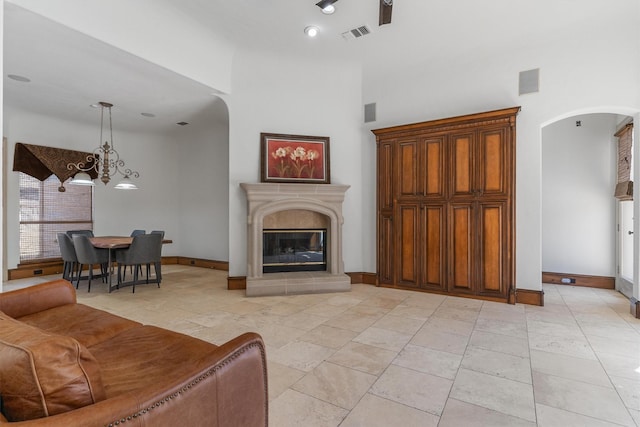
left=3, top=3, right=224, bottom=133
left=170, top=0, right=615, bottom=70
left=3, top=0, right=625, bottom=133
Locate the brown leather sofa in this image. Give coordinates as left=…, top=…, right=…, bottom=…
left=0, top=279, right=268, bottom=426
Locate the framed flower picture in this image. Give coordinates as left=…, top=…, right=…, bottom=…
left=260, top=133, right=330, bottom=184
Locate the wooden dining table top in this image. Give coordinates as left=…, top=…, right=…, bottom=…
left=90, top=236, right=173, bottom=249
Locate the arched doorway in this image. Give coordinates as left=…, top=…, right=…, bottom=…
left=541, top=109, right=639, bottom=308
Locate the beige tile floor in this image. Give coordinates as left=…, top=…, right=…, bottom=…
left=5, top=266, right=640, bottom=426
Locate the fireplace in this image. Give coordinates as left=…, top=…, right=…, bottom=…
left=263, top=229, right=327, bottom=273
left=240, top=182, right=351, bottom=296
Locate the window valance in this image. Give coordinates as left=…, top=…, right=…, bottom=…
left=13, top=143, right=98, bottom=190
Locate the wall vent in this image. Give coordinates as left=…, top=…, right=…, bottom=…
left=364, top=103, right=376, bottom=123
left=342, top=25, right=371, bottom=41
left=519, top=68, right=540, bottom=95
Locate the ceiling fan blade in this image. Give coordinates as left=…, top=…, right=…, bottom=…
left=379, top=0, right=393, bottom=25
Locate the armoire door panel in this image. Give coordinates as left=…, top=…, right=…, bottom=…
left=399, top=204, right=420, bottom=287
left=449, top=204, right=473, bottom=293
left=378, top=213, right=394, bottom=285
left=478, top=202, right=507, bottom=296
left=450, top=133, right=474, bottom=197
left=378, top=141, right=394, bottom=209
left=479, top=128, right=508, bottom=196
left=422, top=137, right=446, bottom=198
left=422, top=204, right=446, bottom=291
left=399, top=140, right=418, bottom=197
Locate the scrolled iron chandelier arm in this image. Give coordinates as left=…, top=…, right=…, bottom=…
left=123, top=169, right=140, bottom=179
left=66, top=153, right=99, bottom=174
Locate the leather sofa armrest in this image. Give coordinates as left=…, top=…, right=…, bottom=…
left=0, top=280, right=76, bottom=319
left=0, top=332, right=268, bottom=427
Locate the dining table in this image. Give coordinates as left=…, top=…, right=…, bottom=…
left=89, top=236, right=173, bottom=292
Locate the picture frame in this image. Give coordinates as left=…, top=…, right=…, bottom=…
left=260, top=133, right=330, bottom=184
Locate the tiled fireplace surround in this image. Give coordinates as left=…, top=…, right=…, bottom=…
left=240, top=183, right=351, bottom=296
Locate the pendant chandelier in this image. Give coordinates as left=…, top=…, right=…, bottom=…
left=68, top=101, right=140, bottom=190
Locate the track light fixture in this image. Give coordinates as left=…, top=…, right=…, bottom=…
left=316, top=0, right=338, bottom=13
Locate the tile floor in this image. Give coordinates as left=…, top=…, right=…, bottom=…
left=5, top=266, right=640, bottom=426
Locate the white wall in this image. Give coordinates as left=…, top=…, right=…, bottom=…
left=362, top=12, right=640, bottom=290
left=2, top=106, right=230, bottom=268
left=175, top=99, right=230, bottom=261
left=226, top=50, right=363, bottom=276
left=541, top=114, right=618, bottom=276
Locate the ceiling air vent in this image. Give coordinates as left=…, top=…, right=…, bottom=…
left=341, top=25, right=371, bottom=41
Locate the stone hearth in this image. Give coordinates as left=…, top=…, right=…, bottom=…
left=240, top=182, right=351, bottom=296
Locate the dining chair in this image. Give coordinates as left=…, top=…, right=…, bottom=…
left=147, top=231, right=165, bottom=280
left=66, top=229, right=94, bottom=238
left=72, top=235, right=109, bottom=292
left=116, top=233, right=163, bottom=293
left=128, top=230, right=146, bottom=275
left=57, top=233, right=79, bottom=282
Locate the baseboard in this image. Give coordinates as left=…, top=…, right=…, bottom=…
left=515, top=289, right=544, bottom=306
left=227, top=276, right=247, bottom=290
left=631, top=298, right=640, bottom=319
left=8, top=261, right=65, bottom=280
left=541, top=271, right=615, bottom=289
left=346, top=272, right=377, bottom=285
left=8, top=256, right=228, bottom=281
left=176, top=257, right=228, bottom=271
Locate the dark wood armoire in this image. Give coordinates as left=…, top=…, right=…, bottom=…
left=372, top=107, right=520, bottom=302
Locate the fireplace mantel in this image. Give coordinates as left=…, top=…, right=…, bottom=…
left=240, top=182, right=351, bottom=296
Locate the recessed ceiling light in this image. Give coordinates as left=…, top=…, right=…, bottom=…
left=176, top=122, right=189, bottom=126
left=321, top=5, right=335, bottom=14
left=89, top=103, right=100, bottom=108
left=304, top=26, right=320, bottom=37
left=141, top=112, right=155, bottom=118
left=7, top=74, right=30, bottom=83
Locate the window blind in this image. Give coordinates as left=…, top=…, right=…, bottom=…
left=19, top=173, right=93, bottom=262
left=614, top=123, right=634, bottom=200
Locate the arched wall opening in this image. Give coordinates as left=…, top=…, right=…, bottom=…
left=540, top=107, right=640, bottom=304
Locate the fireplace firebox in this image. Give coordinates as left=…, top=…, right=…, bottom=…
left=263, top=229, right=326, bottom=273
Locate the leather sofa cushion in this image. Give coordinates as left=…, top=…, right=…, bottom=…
left=90, top=325, right=218, bottom=396
left=18, top=303, right=141, bottom=348
left=0, top=279, right=76, bottom=319
left=0, top=311, right=106, bottom=421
